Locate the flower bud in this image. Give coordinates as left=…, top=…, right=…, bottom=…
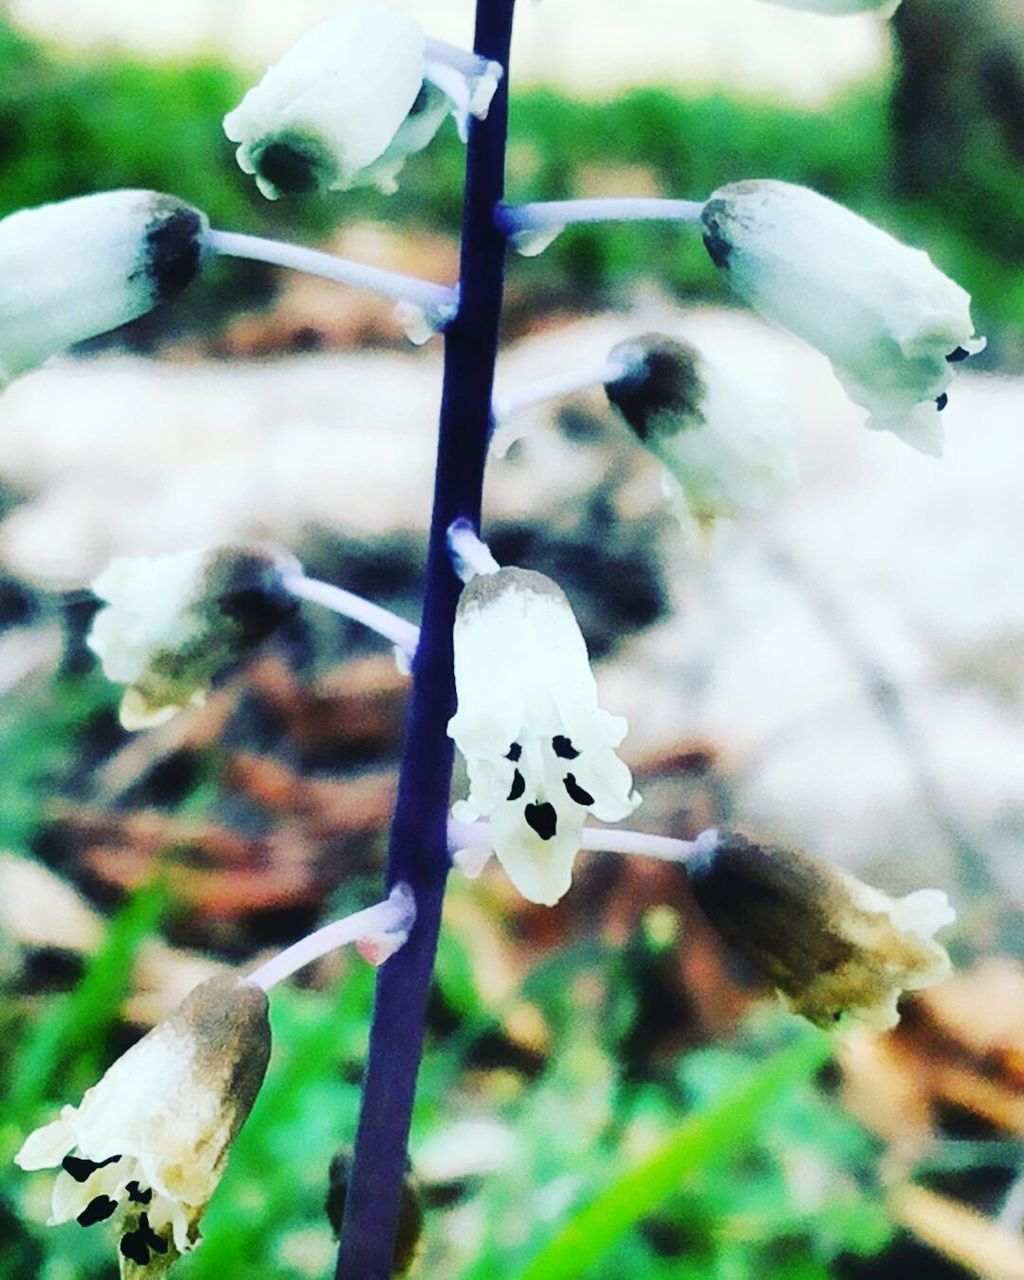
left=604, top=333, right=796, bottom=524
left=87, top=544, right=300, bottom=730
left=700, top=180, right=984, bottom=456
left=15, top=974, right=271, bottom=1276
left=687, top=828, right=954, bottom=1029
left=0, top=190, right=208, bottom=387
left=448, top=567, right=639, bottom=906
left=223, top=3, right=499, bottom=199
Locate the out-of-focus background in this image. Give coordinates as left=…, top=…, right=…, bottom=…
left=1, top=1, right=1023, bottom=1277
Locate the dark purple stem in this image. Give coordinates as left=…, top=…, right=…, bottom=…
left=334, top=2, right=515, bottom=1277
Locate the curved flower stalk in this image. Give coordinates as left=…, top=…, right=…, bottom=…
left=700, top=180, right=984, bottom=456
left=0, top=190, right=207, bottom=389
left=687, top=828, right=955, bottom=1029
left=223, top=2, right=502, bottom=199
left=604, top=332, right=798, bottom=527
left=448, top=565, right=639, bottom=905
left=87, top=544, right=301, bottom=730
left=15, top=974, right=271, bottom=1277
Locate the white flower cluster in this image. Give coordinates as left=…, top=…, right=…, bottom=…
left=223, top=3, right=501, bottom=199
left=701, top=180, right=984, bottom=456
left=87, top=545, right=299, bottom=730
left=604, top=332, right=797, bottom=528
left=0, top=190, right=207, bottom=388
left=16, top=975, right=270, bottom=1277
left=448, top=567, right=638, bottom=905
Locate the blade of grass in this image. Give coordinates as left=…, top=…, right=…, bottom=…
left=8, top=877, right=168, bottom=1119
left=514, top=1030, right=831, bottom=1280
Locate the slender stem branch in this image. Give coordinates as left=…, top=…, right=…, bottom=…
left=285, top=573, right=420, bottom=659
left=204, top=228, right=458, bottom=316
left=424, top=35, right=494, bottom=78
left=246, top=885, right=416, bottom=992
left=492, top=358, right=625, bottom=422
left=448, top=819, right=696, bottom=864
left=335, top=3, right=517, bottom=1276
left=447, top=518, right=501, bottom=581
left=497, top=197, right=706, bottom=235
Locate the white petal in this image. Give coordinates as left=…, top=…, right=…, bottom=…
left=14, top=1111, right=77, bottom=1170
left=489, top=798, right=584, bottom=906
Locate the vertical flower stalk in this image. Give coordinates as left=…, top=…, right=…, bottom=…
left=335, top=2, right=516, bottom=1277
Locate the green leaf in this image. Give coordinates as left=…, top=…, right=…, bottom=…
left=514, top=1031, right=831, bottom=1280
left=8, top=878, right=168, bottom=1120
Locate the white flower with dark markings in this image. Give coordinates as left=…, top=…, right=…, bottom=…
left=87, top=544, right=299, bottom=730
left=701, top=180, right=984, bottom=457
left=15, top=974, right=271, bottom=1277
left=0, top=190, right=207, bottom=388
left=448, top=567, right=639, bottom=906
left=604, top=332, right=797, bottom=527
left=687, top=829, right=955, bottom=1029
left=223, top=3, right=501, bottom=199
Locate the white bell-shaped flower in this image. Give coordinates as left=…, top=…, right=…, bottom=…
left=223, top=3, right=501, bottom=199
left=688, top=829, right=955, bottom=1029
left=757, top=0, right=901, bottom=14
left=0, top=190, right=208, bottom=388
left=448, top=568, right=639, bottom=906
left=604, top=333, right=797, bottom=527
left=15, top=974, right=271, bottom=1277
left=701, top=180, right=984, bottom=456
left=87, top=544, right=300, bottom=731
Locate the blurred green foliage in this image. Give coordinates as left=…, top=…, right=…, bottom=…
left=0, top=16, right=1018, bottom=349
left=2, top=892, right=892, bottom=1279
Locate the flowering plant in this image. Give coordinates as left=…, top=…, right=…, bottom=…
left=5, top=1, right=982, bottom=1276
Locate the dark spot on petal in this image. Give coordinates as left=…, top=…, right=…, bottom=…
left=142, top=199, right=205, bottom=302
left=507, top=769, right=526, bottom=802
left=120, top=1214, right=168, bottom=1265
left=77, top=1196, right=118, bottom=1227
left=120, top=1231, right=150, bottom=1266
left=254, top=139, right=321, bottom=195
left=935, top=392, right=948, bottom=411
left=946, top=346, right=970, bottom=363
left=524, top=802, right=558, bottom=840
left=505, top=742, right=522, bottom=762
left=551, top=735, right=579, bottom=760
left=126, top=1181, right=152, bottom=1205
left=563, top=773, right=595, bottom=806
left=62, top=1153, right=121, bottom=1183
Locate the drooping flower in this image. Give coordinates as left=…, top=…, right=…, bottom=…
left=700, top=180, right=984, bottom=456
left=604, top=332, right=797, bottom=527
left=87, top=544, right=300, bottom=730
left=448, top=567, right=639, bottom=906
left=0, top=190, right=208, bottom=388
left=15, top=974, right=271, bottom=1277
left=756, top=0, right=901, bottom=14
left=223, top=3, right=501, bottom=200
left=687, top=828, right=955, bottom=1029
